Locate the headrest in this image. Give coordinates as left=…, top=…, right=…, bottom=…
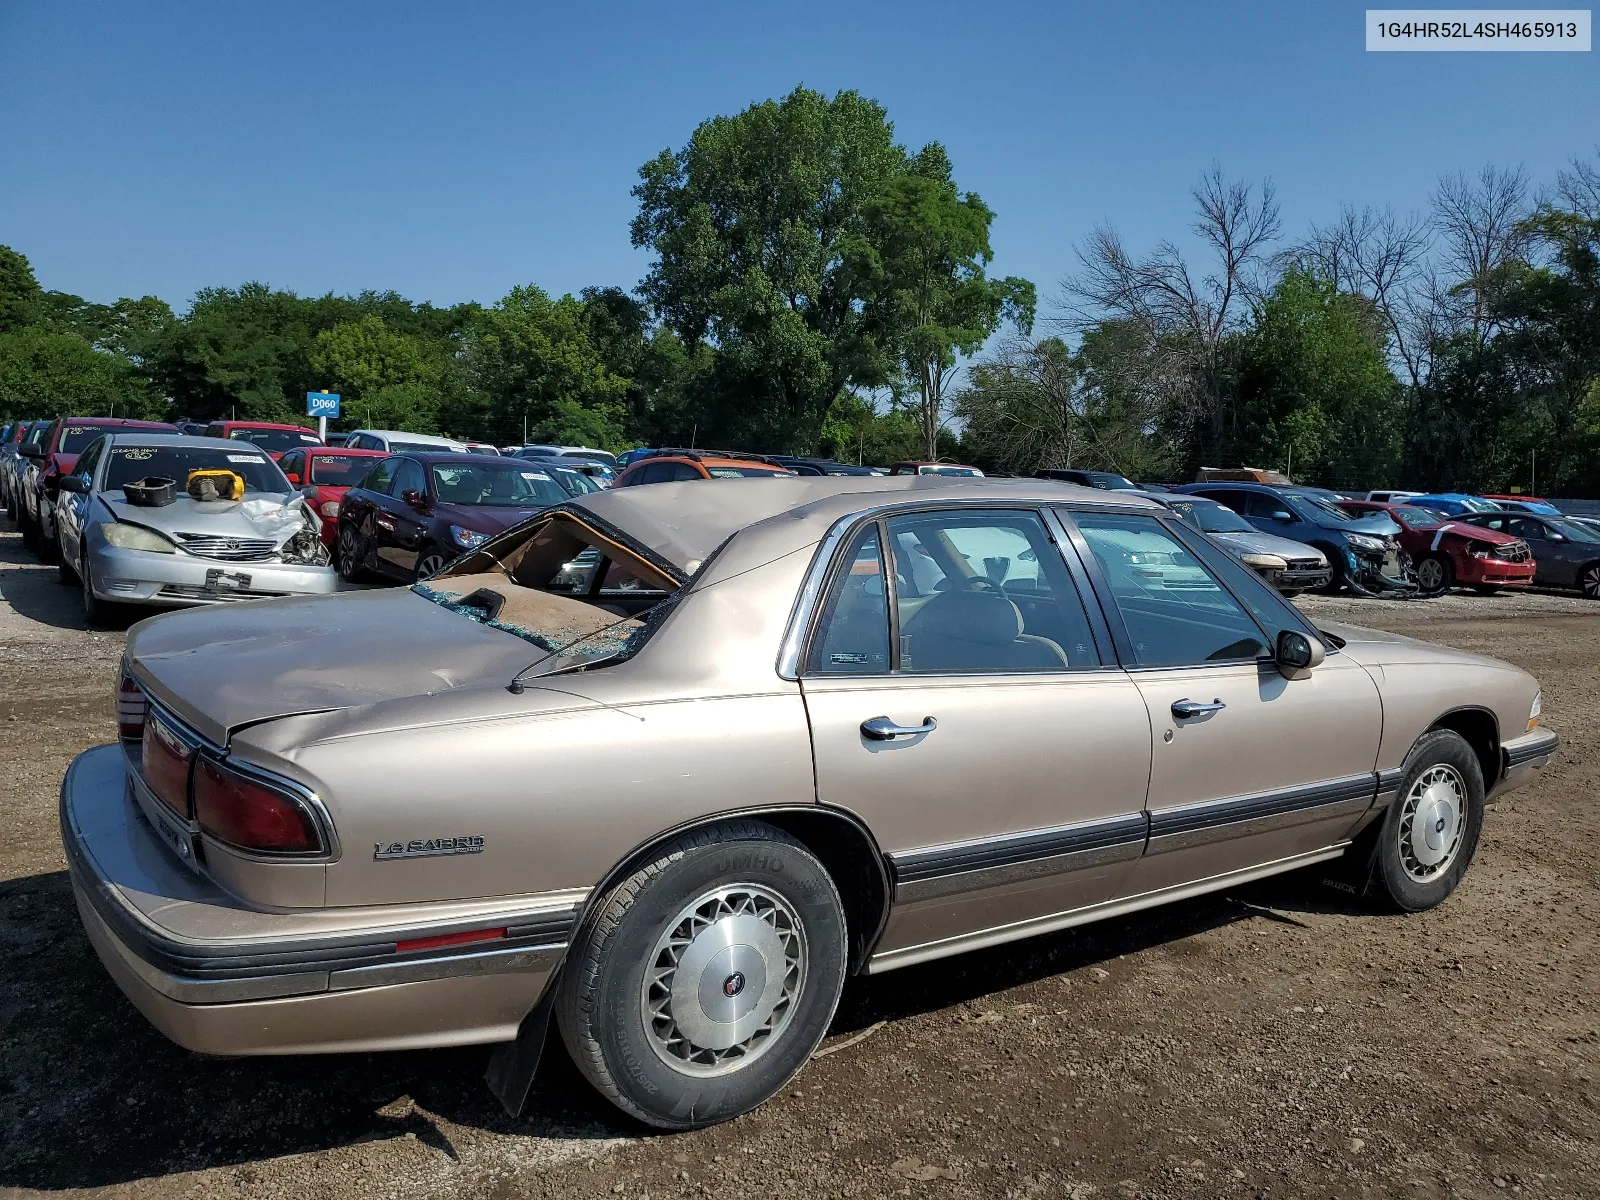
left=907, top=587, right=1024, bottom=645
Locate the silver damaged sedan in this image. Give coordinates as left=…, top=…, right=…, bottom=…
left=54, top=433, right=335, bottom=621
left=59, top=476, right=1558, bottom=1129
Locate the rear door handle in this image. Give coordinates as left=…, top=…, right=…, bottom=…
left=1171, top=698, right=1226, bottom=719
left=861, top=715, right=937, bottom=741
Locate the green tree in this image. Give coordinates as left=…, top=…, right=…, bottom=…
left=0, top=324, right=162, bottom=420
left=632, top=86, right=915, bottom=451
left=1232, top=269, right=1403, bottom=489
left=310, top=314, right=442, bottom=431
left=849, top=157, right=1035, bottom=458
left=0, top=245, right=44, bottom=334
left=465, top=285, right=627, bottom=448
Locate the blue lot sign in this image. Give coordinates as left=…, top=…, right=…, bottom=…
left=306, top=391, right=341, bottom=418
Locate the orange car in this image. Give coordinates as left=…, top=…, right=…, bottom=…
left=612, top=449, right=796, bottom=486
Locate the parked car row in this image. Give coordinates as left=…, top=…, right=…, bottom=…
left=58, top=472, right=1559, bottom=1132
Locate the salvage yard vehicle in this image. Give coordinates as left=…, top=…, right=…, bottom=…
left=1406, top=492, right=1500, bottom=516
left=342, top=429, right=470, bottom=454
left=202, top=420, right=323, bottom=460
left=1035, top=468, right=1143, bottom=491
left=886, top=460, right=985, bottom=477
left=53, top=433, right=335, bottom=622
left=1176, top=481, right=1408, bottom=594
left=1458, top=511, right=1600, bottom=600
left=61, top=477, right=1558, bottom=1130
left=1, top=419, right=45, bottom=518
left=612, top=448, right=796, bottom=485
left=1151, top=493, right=1331, bottom=595
left=18, top=416, right=179, bottom=559
left=1338, top=500, right=1534, bottom=596
left=335, top=452, right=571, bottom=583
left=275, top=445, right=388, bottom=547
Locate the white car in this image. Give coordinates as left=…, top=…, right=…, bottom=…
left=1366, top=490, right=1422, bottom=504
left=343, top=430, right=469, bottom=454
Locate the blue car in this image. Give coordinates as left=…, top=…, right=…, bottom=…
left=1175, top=481, right=1408, bottom=592
left=1406, top=493, right=1501, bottom=516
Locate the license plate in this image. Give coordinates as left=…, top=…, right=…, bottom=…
left=204, top=568, right=252, bottom=593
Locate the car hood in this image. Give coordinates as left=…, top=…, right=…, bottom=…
left=1326, top=514, right=1400, bottom=537
left=429, top=499, right=550, bottom=536
left=99, top=491, right=309, bottom=542
left=1313, top=621, right=1514, bottom=672
left=1209, top=529, right=1326, bottom=561
left=1425, top=521, right=1520, bottom=545
left=126, top=587, right=541, bottom=745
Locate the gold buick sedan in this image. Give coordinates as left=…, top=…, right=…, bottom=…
left=61, top=477, right=1558, bottom=1128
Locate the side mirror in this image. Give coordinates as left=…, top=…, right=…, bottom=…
left=58, top=476, right=89, bottom=494
left=1270, top=510, right=1294, bottom=523
left=19, top=443, right=44, bottom=460
left=1276, top=628, right=1325, bottom=679
left=284, top=472, right=301, bottom=485
left=401, top=489, right=427, bottom=511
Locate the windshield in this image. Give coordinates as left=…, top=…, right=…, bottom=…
left=1288, top=493, right=1361, bottom=524
left=1089, top=472, right=1140, bottom=490
left=1163, top=498, right=1254, bottom=534
left=61, top=424, right=145, bottom=452
left=430, top=462, right=570, bottom=506
left=551, top=467, right=601, bottom=494
left=103, top=445, right=290, bottom=494
left=391, top=440, right=455, bottom=453
left=706, top=466, right=793, bottom=478
left=1550, top=519, right=1600, bottom=544
left=922, top=465, right=982, bottom=477
left=308, top=454, right=381, bottom=487
left=227, top=427, right=321, bottom=452
left=561, top=449, right=617, bottom=467
left=1388, top=506, right=1442, bottom=529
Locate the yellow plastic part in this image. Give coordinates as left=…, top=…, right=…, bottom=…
left=186, top=469, right=245, bottom=501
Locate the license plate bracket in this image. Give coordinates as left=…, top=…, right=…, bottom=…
left=204, top=568, right=252, bottom=593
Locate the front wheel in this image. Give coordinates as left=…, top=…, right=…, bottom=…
left=413, top=546, right=449, bottom=581
left=336, top=524, right=369, bottom=583
left=1580, top=562, right=1600, bottom=601
left=1415, top=553, right=1454, bottom=596
left=557, top=822, right=847, bottom=1130
left=1371, top=729, right=1485, bottom=913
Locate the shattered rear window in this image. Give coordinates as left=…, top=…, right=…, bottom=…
left=412, top=577, right=655, bottom=670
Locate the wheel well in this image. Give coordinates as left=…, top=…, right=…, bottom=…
left=1427, top=707, right=1499, bottom=785
left=577, top=807, right=891, bottom=977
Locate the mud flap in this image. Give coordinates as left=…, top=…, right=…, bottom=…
left=485, top=970, right=560, bottom=1118
left=1320, top=808, right=1386, bottom=899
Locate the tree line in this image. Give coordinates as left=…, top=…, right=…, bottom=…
left=1, top=85, right=1595, bottom=494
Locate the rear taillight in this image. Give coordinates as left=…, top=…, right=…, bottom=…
left=193, top=758, right=322, bottom=854
left=117, top=669, right=147, bottom=741
left=141, top=717, right=193, bottom=817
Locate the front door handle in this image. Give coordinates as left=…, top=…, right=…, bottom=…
left=1171, top=697, right=1226, bottom=719
left=861, top=715, right=937, bottom=741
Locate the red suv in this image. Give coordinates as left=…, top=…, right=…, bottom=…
left=277, top=445, right=389, bottom=546
left=204, top=420, right=323, bottom=460
left=18, top=416, right=177, bottom=560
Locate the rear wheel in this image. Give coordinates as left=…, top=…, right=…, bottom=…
left=1580, top=562, right=1600, bottom=601
left=35, top=516, right=58, bottom=563
left=557, top=821, right=847, bottom=1130
left=1415, top=553, right=1454, bottom=596
left=1312, top=544, right=1345, bottom=594
left=18, top=509, right=38, bottom=553
left=56, top=536, right=79, bottom=585
left=1371, top=729, right=1484, bottom=913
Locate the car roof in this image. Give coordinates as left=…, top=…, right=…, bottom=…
left=568, top=475, right=1159, bottom=572
left=59, top=416, right=176, bottom=428
left=97, top=433, right=279, bottom=449
left=350, top=429, right=467, bottom=445
left=390, top=452, right=527, bottom=466
left=208, top=420, right=313, bottom=430
left=303, top=444, right=386, bottom=455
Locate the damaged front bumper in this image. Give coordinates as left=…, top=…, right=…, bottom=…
left=86, top=543, right=338, bottom=607
left=61, top=744, right=577, bottom=1055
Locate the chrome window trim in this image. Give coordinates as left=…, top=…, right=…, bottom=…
left=778, top=497, right=1125, bottom=681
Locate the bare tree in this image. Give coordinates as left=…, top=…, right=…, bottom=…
left=1431, top=164, right=1532, bottom=347
left=1553, top=148, right=1600, bottom=220
left=1299, top=205, right=1433, bottom=388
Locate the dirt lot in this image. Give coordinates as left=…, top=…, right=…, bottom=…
left=1, top=523, right=1597, bottom=1200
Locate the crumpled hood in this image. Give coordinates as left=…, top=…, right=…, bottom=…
left=101, top=491, right=308, bottom=542
left=1331, top=514, right=1400, bottom=537
left=127, top=588, right=537, bottom=745
left=1209, top=529, right=1327, bottom=561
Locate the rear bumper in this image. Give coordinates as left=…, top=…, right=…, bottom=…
left=61, top=744, right=574, bottom=1055
left=87, top=543, right=338, bottom=607
left=1493, top=728, right=1559, bottom=798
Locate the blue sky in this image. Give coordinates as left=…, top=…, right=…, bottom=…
left=2, top=1, right=1595, bottom=315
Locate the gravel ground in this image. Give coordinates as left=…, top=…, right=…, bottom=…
left=0, top=524, right=1596, bottom=1199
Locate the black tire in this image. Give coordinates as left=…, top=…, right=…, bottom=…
left=1415, top=552, right=1454, bottom=596
left=1580, top=562, right=1600, bottom=601
left=56, top=538, right=79, bottom=585
left=557, top=821, right=848, bottom=1131
left=81, top=554, right=120, bottom=628
left=413, top=546, right=449, bottom=581
left=1371, top=729, right=1485, bottom=913
left=1312, top=543, right=1345, bottom=594
left=18, top=509, right=38, bottom=553
left=336, top=524, right=370, bottom=583
left=35, top=516, right=58, bottom=563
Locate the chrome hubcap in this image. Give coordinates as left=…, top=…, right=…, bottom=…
left=1398, top=765, right=1466, bottom=881
left=643, top=885, right=806, bottom=1077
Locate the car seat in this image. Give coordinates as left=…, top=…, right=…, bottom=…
left=900, top=586, right=1069, bottom=671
